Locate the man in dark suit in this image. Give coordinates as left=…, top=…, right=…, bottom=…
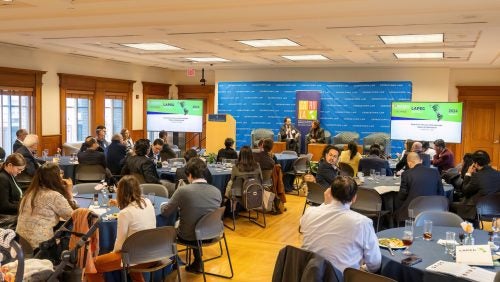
left=95, top=125, right=109, bottom=152
left=77, top=136, right=107, bottom=168
left=15, top=134, right=42, bottom=180
left=395, top=152, right=444, bottom=222
left=395, top=142, right=430, bottom=172
left=13, top=129, right=28, bottom=153
left=358, top=146, right=393, bottom=176
left=452, top=150, right=500, bottom=220
left=279, top=117, right=301, bottom=153
left=159, top=130, right=177, bottom=159
left=106, top=133, right=128, bottom=175
left=148, top=138, right=176, bottom=161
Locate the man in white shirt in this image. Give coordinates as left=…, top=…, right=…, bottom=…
left=300, top=176, right=381, bottom=273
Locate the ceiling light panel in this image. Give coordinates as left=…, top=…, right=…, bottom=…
left=394, top=52, right=444, bottom=59
left=121, top=43, right=182, bottom=51
left=281, top=55, right=329, bottom=61
left=186, top=57, right=230, bottom=62
left=380, top=34, right=444, bottom=44
left=238, top=38, right=300, bottom=47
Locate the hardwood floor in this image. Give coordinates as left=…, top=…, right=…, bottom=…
left=177, top=194, right=305, bottom=282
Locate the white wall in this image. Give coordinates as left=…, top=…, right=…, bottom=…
left=0, top=44, right=173, bottom=135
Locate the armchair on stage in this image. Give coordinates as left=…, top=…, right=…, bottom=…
left=332, top=131, right=359, bottom=151
left=362, top=132, right=390, bottom=155
left=251, top=129, right=274, bottom=148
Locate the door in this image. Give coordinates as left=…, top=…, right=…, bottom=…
left=461, top=101, right=500, bottom=168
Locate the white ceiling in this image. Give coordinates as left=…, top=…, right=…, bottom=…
left=1, top=0, right=500, bottom=70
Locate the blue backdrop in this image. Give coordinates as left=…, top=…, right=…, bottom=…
left=217, top=81, right=412, bottom=157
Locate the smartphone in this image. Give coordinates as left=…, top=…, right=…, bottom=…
left=401, top=255, right=422, bottom=266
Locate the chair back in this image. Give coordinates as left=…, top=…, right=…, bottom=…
left=121, top=226, right=177, bottom=266
left=344, top=267, right=396, bottom=282
left=324, top=130, right=332, bottom=144
left=251, top=128, right=274, bottom=148
left=293, top=156, right=309, bottom=173
left=414, top=211, right=463, bottom=227
left=306, top=182, right=326, bottom=206
left=195, top=207, right=225, bottom=241
left=282, top=150, right=298, bottom=156
left=351, top=188, right=382, bottom=213
left=75, top=164, right=106, bottom=182
left=168, top=158, right=186, bottom=167
left=362, top=132, right=390, bottom=154
left=74, top=183, right=101, bottom=194
left=332, top=131, right=360, bottom=147
left=476, top=193, right=500, bottom=229
left=338, top=162, right=354, bottom=177
left=407, top=195, right=448, bottom=218
left=140, top=183, right=169, bottom=198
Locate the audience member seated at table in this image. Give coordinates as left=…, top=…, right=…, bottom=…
left=216, top=138, right=238, bottom=162
left=95, top=125, right=109, bottom=152
left=431, top=139, right=455, bottom=174
left=442, top=153, right=473, bottom=198
left=395, top=152, right=444, bottom=222
left=159, top=130, right=177, bottom=159
left=78, top=136, right=107, bottom=168
left=279, top=117, right=301, bottom=153
left=315, top=145, right=340, bottom=188
left=422, top=141, right=436, bottom=160
left=106, top=133, right=128, bottom=175
left=0, top=146, right=5, bottom=162
left=121, top=139, right=175, bottom=195
left=300, top=176, right=381, bottom=273
left=120, top=128, right=134, bottom=151
left=225, top=145, right=262, bottom=199
left=148, top=138, right=175, bottom=162
left=253, top=138, right=277, bottom=171
left=451, top=150, right=500, bottom=220
left=16, top=162, right=77, bottom=250
left=0, top=153, right=26, bottom=228
left=86, top=175, right=156, bottom=282
left=15, top=134, right=42, bottom=180
left=395, top=141, right=430, bottom=172
left=358, top=146, right=393, bottom=176
left=305, top=120, right=325, bottom=145
left=13, top=128, right=28, bottom=154
left=339, top=141, right=362, bottom=176
left=161, top=158, right=222, bottom=273
left=175, top=149, right=212, bottom=188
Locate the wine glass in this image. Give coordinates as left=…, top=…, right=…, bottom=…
left=492, top=217, right=499, bottom=240
left=402, top=219, right=414, bottom=255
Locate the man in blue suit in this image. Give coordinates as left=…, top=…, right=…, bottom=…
left=395, top=152, right=444, bottom=222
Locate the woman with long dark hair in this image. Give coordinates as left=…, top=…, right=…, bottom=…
left=16, top=162, right=76, bottom=249
left=225, top=145, right=262, bottom=198
left=305, top=120, right=326, bottom=145
left=87, top=175, right=156, bottom=282
left=339, top=141, right=362, bottom=176
left=0, top=153, right=26, bottom=229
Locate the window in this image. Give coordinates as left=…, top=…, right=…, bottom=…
left=0, top=88, right=34, bottom=154
left=66, top=97, right=91, bottom=143
left=105, top=97, right=125, bottom=141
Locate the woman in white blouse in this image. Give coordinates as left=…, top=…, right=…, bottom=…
left=87, top=175, right=156, bottom=282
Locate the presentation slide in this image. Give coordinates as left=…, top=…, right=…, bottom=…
left=391, top=102, right=463, bottom=143
left=146, top=99, right=203, bottom=132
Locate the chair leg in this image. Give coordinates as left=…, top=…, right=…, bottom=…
left=376, top=214, right=381, bottom=232
left=122, top=267, right=128, bottom=282
left=223, top=199, right=237, bottom=231
left=200, top=234, right=234, bottom=280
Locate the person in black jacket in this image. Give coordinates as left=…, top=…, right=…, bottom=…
left=77, top=136, right=107, bottom=168
left=148, top=138, right=176, bottom=161
left=158, top=130, right=177, bottom=159
left=358, top=146, right=393, bottom=176
left=12, top=129, right=28, bottom=154
left=315, top=145, right=340, bottom=188
left=395, top=152, right=444, bottom=222
left=0, top=153, right=26, bottom=215
left=106, top=133, right=128, bottom=175
left=216, top=138, right=238, bottom=162
left=15, top=134, right=42, bottom=180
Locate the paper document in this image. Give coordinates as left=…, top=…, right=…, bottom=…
left=456, top=245, right=494, bottom=266
left=373, top=186, right=400, bottom=194
left=426, top=260, right=496, bottom=282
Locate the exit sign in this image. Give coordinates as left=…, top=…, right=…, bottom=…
left=187, top=68, right=196, bottom=77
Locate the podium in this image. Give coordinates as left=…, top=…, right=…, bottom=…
left=307, top=143, right=327, bottom=161
left=205, top=114, right=236, bottom=154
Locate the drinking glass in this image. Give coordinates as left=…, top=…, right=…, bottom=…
left=445, top=231, right=456, bottom=255
left=492, top=217, right=499, bottom=241
left=357, top=172, right=365, bottom=182
left=408, top=209, right=415, bottom=222
left=380, top=168, right=386, bottom=177
left=402, top=219, right=414, bottom=255
left=148, top=192, right=156, bottom=207
left=42, top=149, right=49, bottom=161
left=374, top=171, right=381, bottom=182
left=369, top=169, right=376, bottom=179
left=458, top=232, right=465, bottom=244
left=423, top=220, right=433, bottom=241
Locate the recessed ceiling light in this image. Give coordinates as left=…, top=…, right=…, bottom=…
left=238, top=38, right=300, bottom=47
left=121, top=43, right=182, bottom=51
left=281, top=55, right=329, bottom=61
left=186, top=57, right=230, bottom=62
left=394, top=52, right=444, bottom=59
left=380, top=34, right=443, bottom=44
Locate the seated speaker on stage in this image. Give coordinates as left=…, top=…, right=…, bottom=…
left=279, top=117, right=301, bottom=153
left=305, top=120, right=326, bottom=145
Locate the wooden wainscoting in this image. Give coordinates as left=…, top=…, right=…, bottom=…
left=40, top=135, right=61, bottom=155
left=131, top=129, right=145, bottom=142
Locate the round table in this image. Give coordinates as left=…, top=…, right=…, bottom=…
left=377, top=226, right=499, bottom=282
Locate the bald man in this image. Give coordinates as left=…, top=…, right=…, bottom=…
left=395, top=141, right=431, bottom=171
left=395, top=152, right=444, bottom=222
